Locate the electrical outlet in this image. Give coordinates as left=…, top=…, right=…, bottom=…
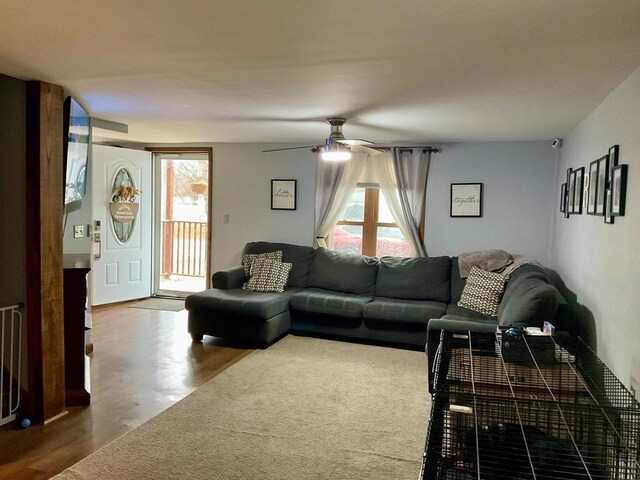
left=74, top=225, right=84, bottom=238
left=223, top=214, right=230, bottom=224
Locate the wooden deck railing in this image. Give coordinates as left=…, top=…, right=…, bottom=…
left=161, top=221, right=208, bottom=277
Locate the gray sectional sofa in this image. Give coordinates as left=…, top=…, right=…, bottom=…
left=186, top=241, right=570, bottom=389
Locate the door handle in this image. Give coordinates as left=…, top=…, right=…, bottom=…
left=93, top=233, right=101, bottom=260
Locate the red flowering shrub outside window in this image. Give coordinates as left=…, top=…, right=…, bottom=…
left=330, top=187, right=412, bottom=257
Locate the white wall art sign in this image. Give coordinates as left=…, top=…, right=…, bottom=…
left=450, top=183, right=483, bottom=217
left=271, top=179, right=297, bottom=210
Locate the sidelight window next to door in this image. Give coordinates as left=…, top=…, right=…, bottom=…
left=153, top=152, right=211, bottom=297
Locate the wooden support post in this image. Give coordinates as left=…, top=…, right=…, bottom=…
left=25, top=81, right=66, bottom=424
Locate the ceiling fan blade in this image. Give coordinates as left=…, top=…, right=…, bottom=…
left=337, top=139, right=374, bottom=146
left=262, top=145, right=317, bottom=153
left=350, top=144, right=384, bottom=156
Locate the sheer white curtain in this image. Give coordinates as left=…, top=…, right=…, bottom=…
left=391, top=148, right=430, bottom=256
left=371, top=154, right=419, bottom=256
left=314, top=153, right=367, bottom=246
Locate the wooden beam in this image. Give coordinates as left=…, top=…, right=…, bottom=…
left=25, top=81, right=66, bottom=423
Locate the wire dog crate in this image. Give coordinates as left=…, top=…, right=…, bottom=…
left=420, top=330, right=640, bottom=480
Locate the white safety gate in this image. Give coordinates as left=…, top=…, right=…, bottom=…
left=1, top=304, right=22, bottom=426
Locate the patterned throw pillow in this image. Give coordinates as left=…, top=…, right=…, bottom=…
left=457, top=266, right=507, bottom=316
left=242, top=251, right=283, bottom=278
left=242, top=258, right=292, bottom=293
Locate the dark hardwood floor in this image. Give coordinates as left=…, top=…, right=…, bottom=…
left=0, top=301, right=252, bottom=479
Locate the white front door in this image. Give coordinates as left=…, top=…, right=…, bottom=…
left=91, top=145, right=152, bottom=305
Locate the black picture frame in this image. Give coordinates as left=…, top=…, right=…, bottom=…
left=582, top=172, right=590, bottom=211
left=595, top=154, right=609, bottom=216
left=611, top=164, right=628, bottom=217
left=608, top=145, right=619, bottom=186
left=572, top=167, right=584, bottom=214
left=587, top=160, right=599, bottom=215
left=560, top=183, right=567, bottom=213
left=270, top=179, right=297, bottom=210
left=604, top=188, right=614, bottom=224
left=565, top=168, right=572, bottom=218
left=450, top=183, right=483, bottom=217
left=568, top=170, right=576, bottom=214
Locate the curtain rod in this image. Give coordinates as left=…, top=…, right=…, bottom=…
left=372, top=146, right=442, bottom=153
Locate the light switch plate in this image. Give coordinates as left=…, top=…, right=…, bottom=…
left=74, top=225, right=84, bottom=238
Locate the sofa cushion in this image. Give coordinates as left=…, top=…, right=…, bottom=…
left=450, top=257, right=466, bottom=304
left=363, top=297, right=446, bottom=326
left=242, top=250, right=283, bottom=277
left=457, top=267, right=506, bottom=316
left=499, top=264, right=548, bottom=310
left=289, top=288, right=372, bottom=319
left=306, top=248, right=379, bottom=295
left=185, top=287, right=300, bottom=321
left=498, top=279, right=561, bottom=328
left=243, top=241, right=316, bottom=288
left=375, top=256, right=451, bottom=302
left=242, top=258, right=292, bottom=293
left=445, top=304, right=496, bottom=322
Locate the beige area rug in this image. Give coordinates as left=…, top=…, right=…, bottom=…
left=54, top=336, right=431, bottom=480
left=128, top=297, right=185, bottom=311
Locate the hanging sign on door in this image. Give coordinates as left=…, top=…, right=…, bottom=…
left=109, top=184, right=141, bottom=224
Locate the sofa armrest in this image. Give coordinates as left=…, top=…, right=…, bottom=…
left=212, top=266, right=246, bottom=290
left=426, top=316, right=498, bottom=393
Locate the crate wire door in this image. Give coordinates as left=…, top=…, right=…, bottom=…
left=1, top=304, right=22, bottom=426
left=421, top=330, right=640, bottom=480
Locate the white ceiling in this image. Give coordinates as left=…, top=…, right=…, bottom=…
left=2, top=0, right=640, bottom=144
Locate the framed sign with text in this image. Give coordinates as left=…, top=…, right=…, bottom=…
left=450, top=183, right=483, bottom=217
left=271, top=179, right=297, bottom=210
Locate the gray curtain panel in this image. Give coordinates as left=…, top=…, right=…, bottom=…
left=314, top=157, right=345, bottom=245
left=391, top=148, right=431, bottom=257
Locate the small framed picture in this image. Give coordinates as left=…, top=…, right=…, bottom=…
left=572, top=167, right=584, bottom=214
left=608, top=145, right=619, bottom=184
left=450, top=183, right=482, bottom=217
left=583, top=172, right=590, bottom=211
left=611, top=164, right=628, bottom=216
left=565, top=168, right=572, bottom=218
left=587, top=160, right=599, bottom=215
left=595, top=155, right=609, bottom=216
left=567, top=170, right=576, bottom=213
left=560, top=183, right=567, bottom=213
left=604, top=189, right=614, bottom=224
left=271, top=179, right=297, bottom=210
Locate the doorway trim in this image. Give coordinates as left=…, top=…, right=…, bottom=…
left=145, top=147, right=213, bottom=291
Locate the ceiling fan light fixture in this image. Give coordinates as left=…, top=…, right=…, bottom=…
left=320, top=141, right=351, bottom=161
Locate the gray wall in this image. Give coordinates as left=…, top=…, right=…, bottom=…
left=425, top=141, right=557, bottom=262
left=0, top=74, right=27, bottom=308
left=148, top=141, right=557, bottom=272
left=0, top=74, right=28, bottom=387
left=550, top=65, right=640, bottom=394
left=211, top=144, right=317, bottom=270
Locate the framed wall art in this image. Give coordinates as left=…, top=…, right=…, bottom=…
left=572, top=167, right=584, bottom=214
left=583, top=172, right=590, bottom=211
left=608, top=145, right=619, bottom=183
left=565, top=168, right=572, bottom=218
left=560, top=183, right=567, bottom=213
left=450, top=183, right=482, bottom=217
left=611, top=164, right=628, bottom=217
left=604, top=189, right=614, bottom=224
left=587, top=160, right=599, bottom=215
left=271, top=179, right=297, bottom=210
left=567, top=169, right=576, bottom=214
left=595, top=155, right=609, bottom=216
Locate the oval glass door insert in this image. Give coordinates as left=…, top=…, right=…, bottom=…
left=111, top=167, right=137, bottom=243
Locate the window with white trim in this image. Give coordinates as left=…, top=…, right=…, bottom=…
left=330, top=185, right=412, bottom=257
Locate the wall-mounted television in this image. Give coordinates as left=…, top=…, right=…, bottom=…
left=63, top=97, right=90, bottom=206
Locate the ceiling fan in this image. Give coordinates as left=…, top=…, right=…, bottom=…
left=262, top=118, right=382, bottom=161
